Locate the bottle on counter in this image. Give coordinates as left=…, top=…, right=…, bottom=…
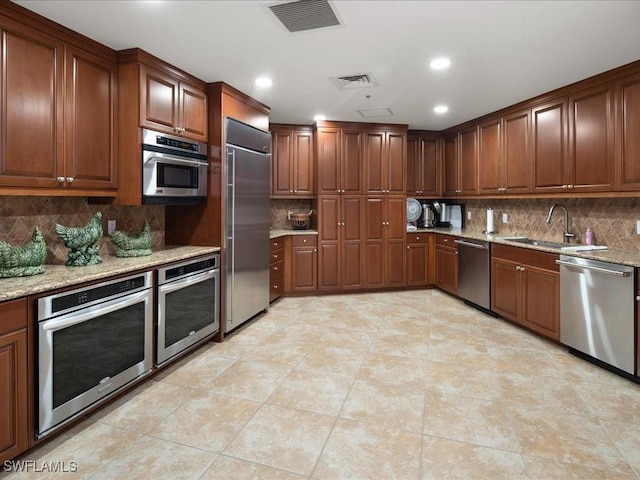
left=585, top=227, right=593, bottom=245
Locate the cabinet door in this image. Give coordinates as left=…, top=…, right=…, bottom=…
left=342, top=196, right=364, bottom=289
left=317, top=196, right=340, bottom=290
left=532, top=99, right=568, bottom=193
left=179, top=82, right=208, bottom=142
left=458, top=127, right=478, bottom=195
left=521, top=265, right=560, bottom=340
left=491, top=257, right=521, bottom=322
left=364, top=130, right=385, bottom=194
left=386, top=194, right=406, bottom=286
left=293, top=131, right=313, bottom=195
left=316, top=127, right=341, bottom=194
left=342, top=129, right=364, bottom=194
left=406, top=136, right=419, bottom=195
left=616, top=73, right=640, bottom=191
left=503, top=109, right=531, bottom=193
left=364, top=197, right=384, bottom=288
left=442, top=134, right=459, bottom=196
left=271, top=130, right=293, bottom=195
left=64, top=45, right=117, bottom=190
left=291, top=246, right=317, bottom=291
left=139, top=64, right=179, bottom=134
left=407, top=243, right=429, bottom=285
left=568, top=84, right=614, bottom=192
left=386, top=131, right=406, bottom=193
left=421, top=137, right=439, bottom=196
left=0, top=299, right=28, bottom=464
left=478, top=119, right=502, bottom=194
left=435, top=246, right=458, bottom=294
left=0, top=23, right=64, bottom=189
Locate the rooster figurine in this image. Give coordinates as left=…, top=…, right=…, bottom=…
left=109, top=222, right=152, bottom=257
left=0, top=226, right=47, bottom=277
left=55, top=212, right=103, bottom=266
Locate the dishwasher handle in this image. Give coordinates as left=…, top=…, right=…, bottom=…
left=454, top=239, right=488, bottom=250
left=556, top=259, right=632, bottom=277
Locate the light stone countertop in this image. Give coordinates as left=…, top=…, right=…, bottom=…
left=0, top=245, right=220, bottom=303
left=270, top=229, right=318, bottom=239
left=411, top=227, right=640, bottom=268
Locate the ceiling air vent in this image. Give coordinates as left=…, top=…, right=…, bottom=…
left=268, top=0, right=341, bottom=33
left=332, top=73, right=379, bottom=89
left=358, top=108, right=394, bottom=118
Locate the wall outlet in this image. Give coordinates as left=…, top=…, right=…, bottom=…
left=502, top=213, right=509, bottom=224
left=637, top=220, right=640, bottom=234
left=467, top=211, right=472, bottom=220
left=107, top=220, right=116, bottom=235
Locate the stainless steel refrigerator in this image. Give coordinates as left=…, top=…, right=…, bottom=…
left=224, top=118, right=271, bottom=333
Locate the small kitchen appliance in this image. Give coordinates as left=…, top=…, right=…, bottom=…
left=421, top=203, right=435, bottom=228
left=406, top=198, right=421, bottom=231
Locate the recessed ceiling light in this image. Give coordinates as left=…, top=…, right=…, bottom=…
left=314, top=114, right=326, bottom=122
left=255, top=77, right=273, bottom=88
left=430, top=58, right=451, bottom=70
left=434, top=105, right=448, bottom=114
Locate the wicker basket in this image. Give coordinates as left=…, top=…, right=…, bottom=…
left=289, top=211, right=313, bottom=230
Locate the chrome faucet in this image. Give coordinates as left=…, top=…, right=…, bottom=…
left=545, top=204, right=574, bottom=244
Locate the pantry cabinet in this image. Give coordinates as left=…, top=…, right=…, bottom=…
left=270, top=125, right=313, bottom=197
left=363, top=128, right=406, bottom=194
left=407, top=132, right=439, bottom=196
left=315, top=126, right=364, bottom=195
left=0, top=299, right=28, bottom=464
left=491, top=244, right=560, bottom=341
left=0, top=17, right=116, bottom=195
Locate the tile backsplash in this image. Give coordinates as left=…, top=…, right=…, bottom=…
left=270, top=199, right=314, bottom=230
left=0, top=197, right=164, bottom=264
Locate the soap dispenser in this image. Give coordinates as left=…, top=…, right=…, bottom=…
left=585, top=227, right=593, bottom=246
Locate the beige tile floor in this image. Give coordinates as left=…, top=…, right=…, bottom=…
left=5, top=289, right=640, bottom=479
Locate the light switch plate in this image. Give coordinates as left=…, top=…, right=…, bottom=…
left=502, top=213, right=509, bottom=223
left=107, top=220, right=116, bottom=235
left=467, top=211, right=472, bottom=220
left=637, top=220, right=640, bottom=234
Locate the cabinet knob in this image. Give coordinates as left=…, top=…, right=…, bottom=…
left=568, top=184, right=574, bottom=189
left=303, top=239, right=307, bottom=243
left=57, top=177, right=65, bottom=183
left=274, top=285, right=278, bottom=289
left=273, top=266, right=278, bottom=271
left=66, top=177, right=74, bottom=183
left=562, top=185, right=568, bottom=189
left=314, top=248, right=317, bottom=252
left=636, top=296, right=640, bottom=301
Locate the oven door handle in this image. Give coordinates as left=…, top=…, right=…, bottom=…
left=41, top=289, right=151, bottom=332
left=144, top=152, right=207, bottom=167
left=158, top=269, right=218, bottom=294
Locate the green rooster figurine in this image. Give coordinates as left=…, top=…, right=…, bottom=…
left=109, top=222, right=152, bottom=257
left=55, top=212, right=103, bottom=266
left=0, top=226, right=47, bottom=277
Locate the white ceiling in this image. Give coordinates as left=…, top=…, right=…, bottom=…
left=14, top=0, right=640, bottom=130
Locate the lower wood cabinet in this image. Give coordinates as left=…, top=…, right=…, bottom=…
left=269, top=238, right=284, bottom=302
left=636, top=276, right=639, bottom=377
left=491, top=244, right=560, bottom=341
left=435, top=234, right=458, bottom=294
left=0, top=298, right=29, bottom=464
left=406, top=233, right=433, bottom=286
left=286, top=235, right=318, bottom=293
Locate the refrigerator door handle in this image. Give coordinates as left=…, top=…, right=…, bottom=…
left=227, top=149, right=236, bottom=326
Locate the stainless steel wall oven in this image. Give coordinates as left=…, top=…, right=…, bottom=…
left=156, top=254, right=220, bottom=366
left=36, top=272, right=153, bottom=437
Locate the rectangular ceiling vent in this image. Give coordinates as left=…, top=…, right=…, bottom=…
left=333, top=74, right=379, bottom=89
left=358, top=108, right=394, bottom=118
left=268, top=0, right=341, bottom=33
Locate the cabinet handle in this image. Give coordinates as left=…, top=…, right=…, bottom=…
left=568, top=184, right=574, bottom=189
left=274, top=285, right=278, bottom=289
left=562, top=185, right=568, bottom=189
left=636, top=296, right=640, bottom=301
left=57, top=177, right=65, bottom=183
left=520, top=267, right=526, bottom=272
left=515, top=266, right=521, bottom=271
left=314, top=248, right=317, bottom=252
left=294, top=189, right=297, bottom=192
left=66, top=177, right=74, bottom=183
left=273, top=266, right=278, bottom=271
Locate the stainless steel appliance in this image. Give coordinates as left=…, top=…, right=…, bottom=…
left=156, top=254, right=220, bottom=366
left=557, top=255, right=635, bottom=375
left=36, top=272, right=153, bottom=437
left=142, top=128, right=208, bottom=204
left=455, top=238, right=492, bottom=312
left=224, top=118, right=270, bottom=333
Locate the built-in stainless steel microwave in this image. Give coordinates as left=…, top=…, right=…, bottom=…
left=142, top=129, right=208, bottom=205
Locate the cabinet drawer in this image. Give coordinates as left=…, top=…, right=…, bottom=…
left=291, top=235, right=317, bottom=247
left=270, top=249, right=284, bottom=264
left=436, top=234, right=458, bottom=248
left=270, top=260, right=284, bottom=276
left=270, top=272, right=284, bottom=301
left=406, top=233, right=430, bottom=244
left=270, top=238, right=284, bottom=252
left=0, top=298, right=28, bottom=336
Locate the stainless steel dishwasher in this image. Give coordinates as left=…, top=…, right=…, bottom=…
left=557, top=255, right=635, bottom=375
left=455, top=238, right=492, bottom=312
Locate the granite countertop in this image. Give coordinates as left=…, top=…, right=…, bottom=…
left=270, top=229, right=318, bottom=239
left=0, top=245, right=220, bottom=303
left=411, top=227, right=640, bottom=268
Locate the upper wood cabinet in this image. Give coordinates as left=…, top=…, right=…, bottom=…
left=443, top=128, right=478, bottom=196
left=532, top=99, right=568, bottom=193
left=0, top=18, right=116, bottom=195
left=364, top=129, right=406, bottom=194
left=270, top=125, right=313, bottom=197
left=615, top=72, right=640, bottom=191
left=139, top=64, right=208, bottom=142
left=407, top=132, right=439, bottom=197
left=315, top=126, right=364, bottom=195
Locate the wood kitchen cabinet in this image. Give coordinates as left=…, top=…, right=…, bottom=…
left=532, top=98, right=568, bottom=193
left=0, top=17, right=116, bottom=195
left=443, top=127, right=478, bottom=196
left=363, top=196, right=406, bottom=289
left=406, top=233, right=433, bottom=286
left=285, top=235, right=318, bottom=292
left=316, top=195, right=364, bottom=291
left=615, top=71, right=640, bottom=191
left=269, top=238, right=284, bottom=302
left=270, top=125, right=313, bottom=197
left=0, top=298, right=29, bottom=464
left=491, top=244, right=560, bottom=341
left=435, top=234, right=458, bottom=294
left=315, top=125, right=364, bottom=195
left=139, top=63, right=208, bottom=142
left=407, top=132, right=439, bottom=197
left=364, top=128, right=406, bottom=194
left=637, top=277, right=640, bottom=377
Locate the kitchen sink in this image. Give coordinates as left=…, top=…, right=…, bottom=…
left=496, top=236, right=566, bottom=249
